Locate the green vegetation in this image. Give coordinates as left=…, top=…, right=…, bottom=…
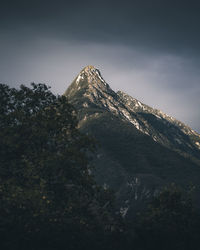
left=133, top=184, right=200, bottom=250
left=0, top=83, right=119, bottom=250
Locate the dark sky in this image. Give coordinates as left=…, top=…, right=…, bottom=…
left=1, top=0, right=200, bottom=132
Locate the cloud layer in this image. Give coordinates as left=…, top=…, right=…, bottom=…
left=0, top=0, right=200, bottom=131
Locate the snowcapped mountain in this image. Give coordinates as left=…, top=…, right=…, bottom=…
left=65, top=65, right=200, bottom=217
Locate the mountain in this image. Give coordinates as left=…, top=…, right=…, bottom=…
left=64, top=65, right=200, bottom=218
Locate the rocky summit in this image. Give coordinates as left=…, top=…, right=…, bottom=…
left=65, top=66, right=200, bottom=218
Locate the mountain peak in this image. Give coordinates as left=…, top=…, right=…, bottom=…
left=65, top=66, right=200, bottom=162
left=78, top=65, right=106, bottom=85
left=65, top=66, right=112, bottom=99
left=64, top=67, right=200, bottom=219
left=83, top=65, right=96, bottom=71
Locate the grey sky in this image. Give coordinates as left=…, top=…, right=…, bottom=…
left=0, top=0, right=200, bottom=132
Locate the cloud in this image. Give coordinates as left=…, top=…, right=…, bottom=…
left=0, top=35, right=200, bottom=131
left=0, top=0, right=200, bottom=132
left=1, top=0, right=200, bottom=53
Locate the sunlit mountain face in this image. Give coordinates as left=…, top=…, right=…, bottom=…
left=64, top=66, right=200, bottom=218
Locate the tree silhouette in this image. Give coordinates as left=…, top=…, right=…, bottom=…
left=0, top=83, right=117, bottom=250
left=135, top=184, right=199, bottom=250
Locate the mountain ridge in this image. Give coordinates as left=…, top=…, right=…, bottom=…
left=65, top=65, right=200, bottom=162
left=64, top=65, right=200, bottom=217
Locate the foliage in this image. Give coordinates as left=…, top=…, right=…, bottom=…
left=0, top=83, right=118, bottom=250
left=135, top=184, right=200, bottom=250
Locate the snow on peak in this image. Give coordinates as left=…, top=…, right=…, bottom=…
left=76, top=74, right=83, bottom=84
left=81, top=65, right=107, bottom=85
left=95, top=69, right=106, bottom=84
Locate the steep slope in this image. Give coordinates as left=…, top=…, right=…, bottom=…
left=65, top=65, right=200, bottom=217
left=117, top=91, right=200, bottom=162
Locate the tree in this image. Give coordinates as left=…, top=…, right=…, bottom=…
left=0, top=83, right=117, bottom=250
left=135, top=184, right=200, bottom=250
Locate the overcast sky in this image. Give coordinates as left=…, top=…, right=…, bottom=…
left=1, top=0, right=200, bottom=132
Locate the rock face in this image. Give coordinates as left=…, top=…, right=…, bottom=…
left=65, top=65, right=200, bottom=218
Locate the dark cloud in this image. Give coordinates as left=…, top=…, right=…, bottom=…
left=0, top=0, right=200, bottom=132
left=1, top=0, right=200, bottom=52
